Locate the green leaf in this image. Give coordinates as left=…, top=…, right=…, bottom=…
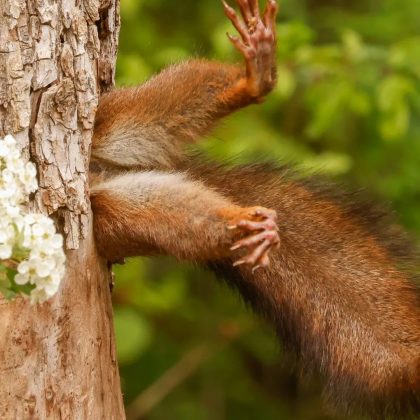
left=114, top=306, right=152, bottom=365
left=341, top=29, right=364, bottom=62
left=348, top=90, right=371, bottom=115
left=277, top=22, right=314, bottom=58
left=276, top=65, right=296, bottom=99
left=0, top=266, right=12, bottom=299
left=380, top=102, right=410, bottom=141
left=377, top=75, right=414, bottom=112
left=377, top=75, right=414, bottom=140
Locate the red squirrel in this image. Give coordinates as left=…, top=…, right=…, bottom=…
left=90, top=0, right=420, bottom=417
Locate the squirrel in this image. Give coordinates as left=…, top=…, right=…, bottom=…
left=89, top=0, right=420, bottom=417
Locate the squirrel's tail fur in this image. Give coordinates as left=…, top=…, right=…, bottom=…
left=187, top=159, right=420, bottom=418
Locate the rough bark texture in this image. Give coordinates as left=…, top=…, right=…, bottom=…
left=0, top=0, right=125, bottom=418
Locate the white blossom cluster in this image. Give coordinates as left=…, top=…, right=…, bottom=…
left=0, top=134, right=65, bottom=303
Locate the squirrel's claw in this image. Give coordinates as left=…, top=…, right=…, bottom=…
left=230, top=206, right=280, bottom=270
left=224, top=0, right=278, bottom=98
left=263, top=0, right=278, bottom=32
left=223, top=1, right=250, bottom=43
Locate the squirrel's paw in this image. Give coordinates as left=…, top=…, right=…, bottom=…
left=228, top=206, right=280, bottom=270
left=223, top=0, right=278, bottom=98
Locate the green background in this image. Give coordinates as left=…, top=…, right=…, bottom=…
left=113, top=0, right=420, bottom=419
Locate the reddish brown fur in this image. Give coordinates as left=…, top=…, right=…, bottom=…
left=91, top=171, right=279, bottom=266
left=91, top=162, right=420, bottom=417
left=91, top=60, right=252, bottom=171
left=89, top=0, right=419, bottom=417
left=187, top=161, right=420, bottom=417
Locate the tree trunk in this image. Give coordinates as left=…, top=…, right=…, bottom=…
left=0, top=1, right=125, bottom=418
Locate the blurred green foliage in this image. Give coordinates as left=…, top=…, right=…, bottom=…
left=113, top=0, right=420, bottom=418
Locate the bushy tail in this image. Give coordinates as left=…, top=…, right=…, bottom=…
left=189, top=160, right=420, bottom=418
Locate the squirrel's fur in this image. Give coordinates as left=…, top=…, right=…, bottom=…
left=90, top=1, right=420, bottom=417
left=190, top=160, right=420, bottom=417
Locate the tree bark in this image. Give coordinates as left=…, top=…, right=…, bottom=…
left=0, top=1, right=125, bottom=418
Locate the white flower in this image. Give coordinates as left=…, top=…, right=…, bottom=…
left=4, top=134, right=16, bottom=147
left=6, top=153, right=25, bottom=175
left=19, top=162, right=38, bottom=194
left=36, top=263, right=52, bottom=278
left=0, top=244, right=12, bottom=259
left=4, top=204, right=20, bottom=218
left=0, top=222, right=15, bottom=259
left=50, top=234, right=64, bottom=249
left=0, top=173, right=17, bottom=199
left=5, top=148, right=21, bottom=166
left=32, top=222, right=54, bottom=239
left=0, top=223, right=14, bottom=243
left=16, top=259, right=37, bottom=283
left=0, top=142, right=10, bottom=157
left=0, top=134, right=66, bottom=304
left=22, top=214, right=57, bottom=248
left=29, top=288, right=50, bottom=304
left=37, top=274, right=60, bottom=293
left=12, top=213, right=25, bottom=232
left=14, top=273, right=29, bottom=286
left=18, top=255, right=53, bottom=281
